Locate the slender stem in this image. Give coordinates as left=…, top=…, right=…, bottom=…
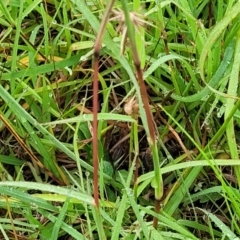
left=120, top=0, right=155, bottom=145
left=93, top=0, right=116, bottom=207
left=120, top=0, right=163, bottom=229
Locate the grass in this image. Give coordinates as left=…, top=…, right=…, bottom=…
left=0, top=0, right=240, bottom=239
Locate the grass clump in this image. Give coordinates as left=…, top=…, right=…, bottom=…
left=0, top=0, right=240, bottom=239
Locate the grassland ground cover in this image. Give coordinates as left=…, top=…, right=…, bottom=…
left=0, top=0, right=240, bottom=239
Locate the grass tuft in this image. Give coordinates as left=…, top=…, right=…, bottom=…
left=0, top=0, right=240, bottom=239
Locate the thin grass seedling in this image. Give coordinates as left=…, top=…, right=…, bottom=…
left=5, top=196, right=18, bottom=240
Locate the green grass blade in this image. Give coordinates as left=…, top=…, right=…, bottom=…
left=0, top=181, right=94, bottom=205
